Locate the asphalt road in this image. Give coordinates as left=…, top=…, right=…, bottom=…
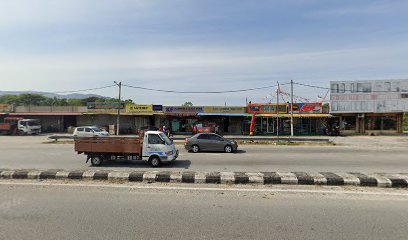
left=0, top=135, right=408, bottom=172
left=1, top=182, right=408, bottom=240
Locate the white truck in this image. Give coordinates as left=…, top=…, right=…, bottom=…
left=0, top=117, right=42, bottom=135
left=75, top=131, right=178, bottom=167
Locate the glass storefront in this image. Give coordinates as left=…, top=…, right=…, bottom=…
left=365, top=116, right=398, bottom=131
left=255, top=117, right=325, bottom=135
left=341, top=116, right=356, bottom=130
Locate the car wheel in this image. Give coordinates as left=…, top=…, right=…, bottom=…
left=149, top=156, right=161, bottom=168
left=191, top=145, right=200, bottom=153
left=224, top=145, right=233, bottom=153
left=90, top=156, right=103, bottom=166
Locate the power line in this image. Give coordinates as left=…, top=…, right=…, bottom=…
left=122, top=82, right=290, bottom=94
left=293, top=82, right=329, bottom=90
left=53, top=85, right=116, bottom=94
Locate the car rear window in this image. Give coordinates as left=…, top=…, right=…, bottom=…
left=197, top=134, right=208, bottom=139
left=77, top=128, right=84, bottom=132
left=85, top=128, right=92, bottom=132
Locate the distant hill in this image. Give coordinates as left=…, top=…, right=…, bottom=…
left=0, top=91, right=107, bottom=99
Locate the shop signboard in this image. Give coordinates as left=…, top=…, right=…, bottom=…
left=126, top=104, right=153, bottom=113
left=204, top=106, right=245, bottom=113
left=290, top=103, right=322, bottom=113
left=153, top=105, right=163, bottom=112
left=164, top=106, right=204, bottom=116
left=87, top=102, right=124, bottom=110
left=247, top=104, right=287, bottom=114
left=0, top=104, right=10, bottom=112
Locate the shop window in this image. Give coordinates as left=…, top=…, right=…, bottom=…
left=331, top=84, right=339, bottom=93
left=351, top=83, right=355, bottom=93
left=339, top=83, right=345, bottom=93
left=365, top=116, right=397, bottom=131
left=382, top=117, right=397, bottom=130
left=277, top=105, right=287, bottom=113
left=362, top=83, right=372, bottom=93
left=384, top=82, right=391, bottom=92
left=262, top=105, right=275, bottom=113
left=341, top=116, right=356, bottom=130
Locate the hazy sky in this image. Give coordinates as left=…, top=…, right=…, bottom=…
left=1, top=0, right=408, bottom=105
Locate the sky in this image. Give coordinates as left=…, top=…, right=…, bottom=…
left=1, top=0, right=408, bottom=105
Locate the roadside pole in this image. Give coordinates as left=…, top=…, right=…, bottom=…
left=114, top=81, right=122, bottom=135
left=290, top=80, right=294, bottom=137
left=276, top=82, right=280, bottom=140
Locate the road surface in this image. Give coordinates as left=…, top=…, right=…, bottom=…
left=0, top=135, right=408, bottom=172
left=1, top=182, right=408, bottom=240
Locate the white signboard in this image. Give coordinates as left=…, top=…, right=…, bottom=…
left=330, top=80, right=408, bottom=113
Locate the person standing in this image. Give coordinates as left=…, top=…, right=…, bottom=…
left=193, top=124, right=197, bottom=135
left=162, top=125, right=167, bottom=133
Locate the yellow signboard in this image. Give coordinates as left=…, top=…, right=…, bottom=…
left=126, top=104, right=153, bottom=113
left=204, top=106, right=245, bottom=113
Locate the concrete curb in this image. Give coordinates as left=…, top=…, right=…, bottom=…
left=1, top=169, right=408, bottom=188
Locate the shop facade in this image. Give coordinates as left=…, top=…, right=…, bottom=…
left=330, top=80, right=406, bottom=134
left=163, top=106, right=247, bottom=135
left=247, top=103, right=331, bottom=135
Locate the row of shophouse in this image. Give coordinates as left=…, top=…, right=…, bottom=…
left=0, top=79, right=407, bottom=135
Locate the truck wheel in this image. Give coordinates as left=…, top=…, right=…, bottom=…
left=149, top=156, right=161, bottom=168
left=191, top=145, right=200, bottom=153
left=18, top=130, right=25, bottom=136
left=90, top=156, right=103, bottom=166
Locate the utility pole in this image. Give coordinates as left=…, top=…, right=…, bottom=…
left=290, top=80, right=294, bottom=137
left=276, top=82, right=280, bottom=139
left=114, top=81, right=122, bottom=135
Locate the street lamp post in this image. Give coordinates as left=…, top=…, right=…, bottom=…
left=114, top=81, right=122, bottom=135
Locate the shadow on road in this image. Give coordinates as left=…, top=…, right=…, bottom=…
left=91, top=160, right=192, bottom=169
left=185, top=150, right=246, bottom=154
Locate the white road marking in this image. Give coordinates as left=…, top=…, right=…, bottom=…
left=1, top=181, right=408, bottom=197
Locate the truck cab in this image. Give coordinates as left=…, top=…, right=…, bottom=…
left=18, top=119, right=42, bottom=135
left=142, top=131, right=178, bottom=165
left=0, top=117, right=41, bottom=135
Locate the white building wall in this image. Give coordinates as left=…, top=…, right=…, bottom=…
left=330, top=79, right=408, bottom=113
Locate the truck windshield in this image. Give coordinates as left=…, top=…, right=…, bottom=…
left=27, top=121, right=40, bottom=126
left=159, top=133, right=172, bottom=145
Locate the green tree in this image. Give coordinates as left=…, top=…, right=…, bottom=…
left=182, top=101, right=193, bottom=107
left=404, top=113, right=408, bottom=132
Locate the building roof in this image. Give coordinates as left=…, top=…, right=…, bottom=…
left=8, top=112, right=82, bottom=116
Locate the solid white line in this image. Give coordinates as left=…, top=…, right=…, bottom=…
left=1, top=181, right=408, bottom=197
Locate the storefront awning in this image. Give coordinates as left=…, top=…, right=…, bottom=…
left=197, top=113, right=248, bottom=117
left=257, top=113, right=332, bottom=118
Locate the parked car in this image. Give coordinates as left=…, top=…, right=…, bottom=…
left=138, top=126, right=159, bottom=134
left=73, top=126, right=110, bottom=137
left=185, top=133, right=238, bottom=153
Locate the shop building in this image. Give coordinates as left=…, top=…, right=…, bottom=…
left=330, top=79, right=406, bottom=134
left=163, top=106, right=247, bottom=135
left=247, top=103, right=331, bottom=135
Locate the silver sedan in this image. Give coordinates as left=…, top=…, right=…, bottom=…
left=184, top=133, right=238, bottom=153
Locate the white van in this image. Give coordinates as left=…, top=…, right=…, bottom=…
left=73, top=126, right=109, bottom=137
